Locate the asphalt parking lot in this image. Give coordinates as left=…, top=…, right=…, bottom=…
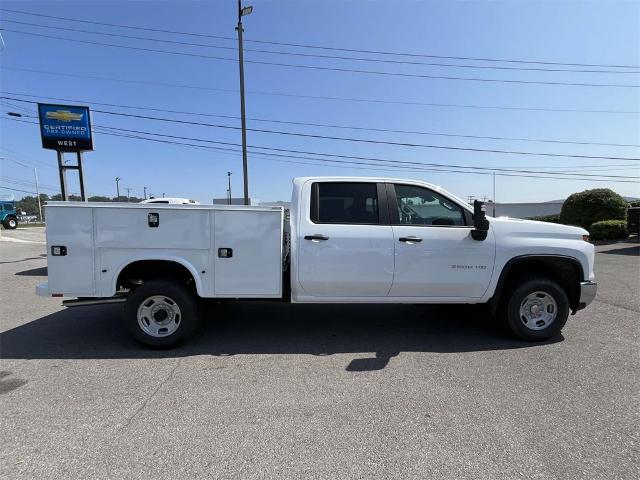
left=1, top=227, right=638, bottom=479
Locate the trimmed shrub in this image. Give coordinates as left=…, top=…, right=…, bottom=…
left=560, top=189, right=627, bottom=229
left=527, top=214, right=560, bottom=223
left=589, top=220, right=628, bottom=241
left=629, top=200, right=640, bottom=208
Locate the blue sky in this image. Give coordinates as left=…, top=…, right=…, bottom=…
left=1, top=0, right=639, bottom=203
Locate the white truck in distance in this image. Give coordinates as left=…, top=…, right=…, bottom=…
left=37, top=177, right=597, bottom=347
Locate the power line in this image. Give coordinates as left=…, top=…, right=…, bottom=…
left=0, top=176, right=58, bottom=191
left=4, top=19, right=638, bottom=75
left=6, top=115, right=638, bottom=183
left=3, top=93, right=638, bottom=148
left=18, top=107, right=640, bottom=162
left=2, top=7, right=638, bottom=69
left=3, top=67, right=637, bottom=115
left=0, top=173, right=59, bottom=189
left=11, top=107, right=640, bottom=162
left=90, top=124, right=640, bottom=182
left=0, top=8, right=238, bottom=41
left=0, top=184, right=38, bottom=195
left=4, top=29, right=639, bottom=88
left=93, top=127, right=640, bottom=184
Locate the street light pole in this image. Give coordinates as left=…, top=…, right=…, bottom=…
left=227, top=171, right=232, bottom=205
left=143, top=186, right=147, bottom=200
left=236, top=0, right=253, bottom=206
left=115, top=176, right=121, bottom=199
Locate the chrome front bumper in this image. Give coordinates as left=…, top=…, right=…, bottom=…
left=576, top=281, right=597, bottom=311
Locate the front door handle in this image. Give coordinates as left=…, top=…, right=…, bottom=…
left=304, top=234, right=329, bottom=241
left=399, top=236, right=422, bottom=243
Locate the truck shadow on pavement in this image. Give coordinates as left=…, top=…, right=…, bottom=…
left=0, top=302, right=561, bottom=368
left=14, top=266, right=48, bottom=276
left=598, top=245, right=639, bottom=256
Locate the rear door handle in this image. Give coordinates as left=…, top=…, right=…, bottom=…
left=399, top=236, right=422, bottom=243
left=304, top=234, right=329, bottom=241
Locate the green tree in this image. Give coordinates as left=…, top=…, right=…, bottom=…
left=559, top=189, right=627, bottom=229
left=16, top=194, right=49, bottom=220
left=50, top=194, right=83, bottom=201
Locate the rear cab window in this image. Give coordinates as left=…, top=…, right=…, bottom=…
left=311, top=182, right=380, bottom=224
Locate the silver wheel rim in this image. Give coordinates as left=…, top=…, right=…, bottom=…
left=519, top=291, right=558, bottom=331
left=8, top=219, right=16, bottom=227
left=137, top=295, right=182, bottom=338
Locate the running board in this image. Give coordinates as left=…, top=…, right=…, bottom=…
left=62, top=296, right=128, bottom=307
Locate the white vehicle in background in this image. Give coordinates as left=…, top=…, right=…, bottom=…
left=37, top=176, right=597, bottom=348
left=140, top=197, right=200, bottom=205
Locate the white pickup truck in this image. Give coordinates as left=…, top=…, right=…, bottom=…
left=37, top=176, right=597, bottom=347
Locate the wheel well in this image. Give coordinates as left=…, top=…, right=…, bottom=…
left=117, top=260, right=197, bottom=292
left=490, top=256, right=582, bottom=312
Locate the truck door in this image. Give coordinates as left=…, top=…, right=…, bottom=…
left=296, top=181, right=394, bottom=297
left=387, top=183, right=495, bottom=299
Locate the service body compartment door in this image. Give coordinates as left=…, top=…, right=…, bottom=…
left=46, top=206, right=95, bottom=296
left=94, top=207, right=210, bottom=250
left=213, top=209, right=283, bottom=297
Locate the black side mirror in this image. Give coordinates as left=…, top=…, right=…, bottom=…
left=471, top=200, right=490, bottom=241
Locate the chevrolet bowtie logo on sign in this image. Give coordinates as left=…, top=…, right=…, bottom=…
left=45, top=110, right=84, bottom=122
left=38, top=103, right=94, bottom=152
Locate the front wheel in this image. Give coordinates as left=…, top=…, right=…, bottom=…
left=502, top=277, right=569, bottom=341
left=122, top=278, right=201, bottom=348
left=3, top=217, right=18, bottom=229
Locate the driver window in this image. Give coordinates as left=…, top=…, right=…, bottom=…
left=393, top=184, right=465, bottom=226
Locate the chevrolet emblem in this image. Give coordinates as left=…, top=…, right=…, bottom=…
left=45, top=110, right=83, bottom=122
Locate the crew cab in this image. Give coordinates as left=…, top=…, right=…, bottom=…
left=37, top=177, right=597, bottom=347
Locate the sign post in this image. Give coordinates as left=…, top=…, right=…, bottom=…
left=38, top=104, right=94, bottom=201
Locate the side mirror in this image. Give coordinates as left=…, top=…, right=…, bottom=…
left=471, top=200, right=490, bottom=241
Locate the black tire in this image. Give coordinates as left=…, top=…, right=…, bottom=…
left=122, top=278, right=201, bottom=348
left=501, top=277, right=569, bottom=341
left=3, top=216, right=18, bottom=229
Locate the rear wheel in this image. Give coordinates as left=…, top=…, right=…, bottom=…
left=3, top=216, right=18, bottom=229
left=123, top=278, right=201, bottom=348
left=502, top=277, right=569, bottom=341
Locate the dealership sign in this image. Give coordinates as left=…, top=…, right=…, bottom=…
left=38, top=103, right=93, bottom=151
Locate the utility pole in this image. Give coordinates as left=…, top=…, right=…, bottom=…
left=125, top=187, right=131, bottom=202
left=492, top=171, right=496, bottom=216
left=115, top=177, right=121, bottom=199
left=3, top=153, right=42, bottom=220
left=143, top=186, right=147, bottom=200
left=227, top=171, right=232, bottom=205
left=33, top=167, right=43, bottom=222
left=236, top=0, right=253, bottom=206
